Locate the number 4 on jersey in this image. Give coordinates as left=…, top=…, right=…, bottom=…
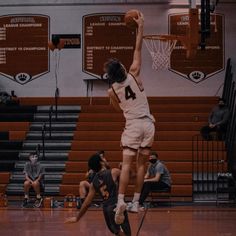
left=125, top=85, right=136, bottom=100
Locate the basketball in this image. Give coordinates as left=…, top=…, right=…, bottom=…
left=124, top=9, right=140, bottom=28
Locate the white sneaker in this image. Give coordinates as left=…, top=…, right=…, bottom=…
left=115, top=202, right=127, bottom=225
left=127, top=201, right=139, bottom=213
left=126, top=202, right=133, bottom=211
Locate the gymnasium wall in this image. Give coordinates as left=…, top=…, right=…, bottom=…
left=0, top=2, right=235, bottom=97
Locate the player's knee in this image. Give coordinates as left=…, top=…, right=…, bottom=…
left=139, top=147, right=151, bottom=156
left=32, top=181, right=39, bottom=187
left=24, top=181, right=31, bottom=187
left=123, top=148, right=137, bottom=157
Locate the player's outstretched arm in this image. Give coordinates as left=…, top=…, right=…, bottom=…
left=65, top=185, right=96, bottom=223
left=129, top=12, right=144, bottom=79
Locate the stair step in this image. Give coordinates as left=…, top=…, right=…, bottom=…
left=37, top=105, right=81, bottom=113
left=30, top=123, right=76, bottom=131
left=6, top=183, right=60, bottom=195
left=10, top=173, right=62, bottom=184
left=26, top=132, right=74, bottom=140
left=0, top=141, right=23, bottom=149
left=34, top=113, right=79, bottom=122
left=0, top=150, right=19, bottom=160
left=0, top=161, right=16, bottom=171
left=0, top=113, right=34, bottom=122
left=23, top=141, right=71, bottom=150
left=76, top=122, right=206, bottom=131
left=81, top=104, right=214, bottom=113
left=0, top=106, right=37, bottom=114
left=19, top=152, right=68, bottom=160
left=15, top=162, right=65, bottom=172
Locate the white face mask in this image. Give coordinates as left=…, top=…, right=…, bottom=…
left=30, top=155, right=38, bottom=164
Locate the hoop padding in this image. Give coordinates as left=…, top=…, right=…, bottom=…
left=143, top=35, right=178, bottom=70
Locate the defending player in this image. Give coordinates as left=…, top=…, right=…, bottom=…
left=104, top=12, right=155, bottom=224
left=65, top=154, right=131, bottom=236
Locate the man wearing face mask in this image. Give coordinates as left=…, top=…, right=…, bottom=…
left=22, top=153, right=44, bottom=207
left=201, top=98, right=230, bottom=140
left=136, top=152, right=171, bottom=208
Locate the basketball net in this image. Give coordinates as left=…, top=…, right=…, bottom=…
left=143, top=35, right=177, bottom=70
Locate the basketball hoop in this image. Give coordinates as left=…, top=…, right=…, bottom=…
left=143, top=34, right=180, bottom=70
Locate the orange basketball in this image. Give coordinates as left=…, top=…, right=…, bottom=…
left=124, top=9, right=140, bottom=28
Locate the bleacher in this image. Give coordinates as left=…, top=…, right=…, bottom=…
left=0, top=96, right=226, bottom=202
left=58, top=96, right=219, bottom=201
left=0, top=105, right=36, bottom=172
left=0, top=104, right=36, bottom=194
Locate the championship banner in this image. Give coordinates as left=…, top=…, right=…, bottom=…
left=169, top=13, right=224, bottom=83
left=0, top=14, right=49, bottom=84
left=83, top=13, right=136, bottom=78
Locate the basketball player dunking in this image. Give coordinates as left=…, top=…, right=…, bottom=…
left=104, top=12, right=155, bottom=224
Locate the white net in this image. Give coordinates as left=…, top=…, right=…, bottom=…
left=144, top=36, right=177, bottom=70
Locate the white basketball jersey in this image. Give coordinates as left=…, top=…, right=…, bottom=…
left=112, top=73, right=154, bottom=121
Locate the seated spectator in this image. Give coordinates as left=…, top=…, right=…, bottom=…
left=0, top=90, right=18, bottom=106
left=130, top=152, right=171, bottom=210
left=78, top=150, right=109, bottom=207
left=201, top=98, right=230, bottom=140
left=22, top=153, right=44, bottom=208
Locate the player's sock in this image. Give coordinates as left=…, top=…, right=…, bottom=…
left=132, top=192, right=140, bottom=203
left=36, top=194, right=41, bottom=199
left=117, top=194, right=125, bottom=206
left=24, top=194, right=29, bottom=199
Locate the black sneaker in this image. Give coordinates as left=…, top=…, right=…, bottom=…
left=34, top=197, right=43, bottom=208
left=22, top=198, right=29, bottom=207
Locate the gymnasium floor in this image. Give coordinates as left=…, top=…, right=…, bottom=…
left=1, top=206, right=236, bottom=236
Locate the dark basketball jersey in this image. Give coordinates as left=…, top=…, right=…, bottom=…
left=87, top=170, right=96, bottom=183
left=92, top=169, right=118, bottom=207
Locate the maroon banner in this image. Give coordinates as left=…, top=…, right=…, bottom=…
left=169, top=13, right=224, bottom=83
left=0, top=14, right=49, bottom=84
left=83, top=13, right=136, bottom=78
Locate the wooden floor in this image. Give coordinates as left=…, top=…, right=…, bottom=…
left=1, top=206, right=236, bottom=236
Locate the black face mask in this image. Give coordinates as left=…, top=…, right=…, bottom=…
left=149, top=159, right=157, bottom=164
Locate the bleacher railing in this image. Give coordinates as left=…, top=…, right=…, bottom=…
left=192, top=57, right=235, bottom=201
left=192, top=134, right=226, bottom=201
left=41, top=123, right=46, bottom=160
left=222, top=58, right=236, bottom=172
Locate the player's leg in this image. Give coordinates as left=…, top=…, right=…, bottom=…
left=103, top=205, right=121, bottom=235
left=139, top=181, right=154, bottom=206
left=79, top=180, right=90, bottom=204
left=129, top=119, right=155, bottom=212
left=116, top=150, right=136, bottom=224
left=120, top=209, right=132, bottom=236
left=115, top=121, right=140, bottom=224
left=103, top=204, right=132, bottom=236
left=31, top=180, right=41, bottom=197
left=22, top=180, right=31, bottom=207
left=128, top=149, right=149, bottom=212
left=32, top=180, right=43, bottom=207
